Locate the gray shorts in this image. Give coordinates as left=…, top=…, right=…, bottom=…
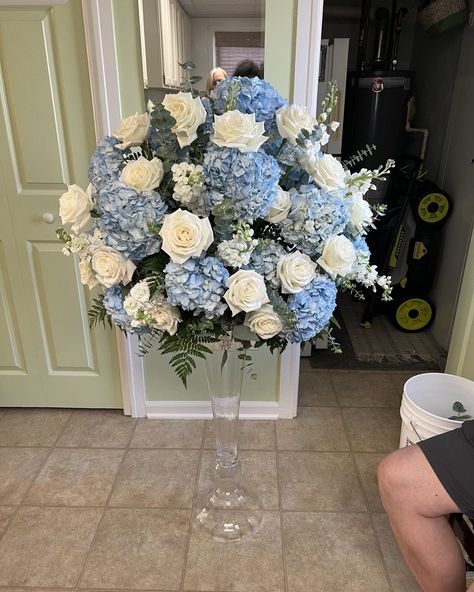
left=418, top=422, right=474, bottom=518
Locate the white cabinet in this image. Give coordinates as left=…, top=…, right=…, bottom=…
left=139, top=0, right=190, bottom=89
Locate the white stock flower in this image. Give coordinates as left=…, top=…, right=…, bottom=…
left=162, top=92, right=207, bottom=148
left=244, top=304, right=283, bottom=339
left=59, top=184, right=93, bottom=234
left=319, top=124, right=330, bottom=147
left=277, top=251, right=317, bottom=294
left=224, top=270, right=269, bottom=315
left=113, top=112, right=150, bottom=149
left=264, top=187, right=292, bottom=223
left=329, top=121, right=340, bottom=132
left=348, top=193, right=373, bottom=235
left=211, top=110, right=267, bottom=152
left=159, top=208, right=213, bottom=264
left=79, top=258, right=98, bottom=290
left=317, top=235, right=356, bottom=279
left=91, top=247, right=136, bottom=288
left=308, top=154, right=346, bottom=192
left=276, top=104, right=316, bottom=145
left=120, top=156, right=164, bottom=192
left=129, top=280, right=150, bottom=303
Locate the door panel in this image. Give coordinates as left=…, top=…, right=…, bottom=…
left=0, top=240, right=26, bottom=373
left=0, top=2, right=121, bottom=408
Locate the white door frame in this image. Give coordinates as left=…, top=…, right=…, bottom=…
left=79, top=0, right=325, bottom=418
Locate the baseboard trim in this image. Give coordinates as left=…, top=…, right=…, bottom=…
left=146, top=400, right=280, bottom=419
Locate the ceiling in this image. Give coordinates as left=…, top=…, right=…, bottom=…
left=179, top=0, right=264, bottom=18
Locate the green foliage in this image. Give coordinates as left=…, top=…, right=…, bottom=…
left=449, top=401, right=472, bottom=421
left=149, top=103, right=179, bottom=172
left=88, top=295, right=112, bottom=329
left=342, top=144, right=377, bottom=169
left=224, top=80, right=242, bottom=112
left=158, top=329, right=219, bottom=387
left=179, top=61, right=201, bottom=98
left=56, top=227, right=71, bottom=244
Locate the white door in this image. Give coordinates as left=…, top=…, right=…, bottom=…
left=0, top=1, right=122, bottom=408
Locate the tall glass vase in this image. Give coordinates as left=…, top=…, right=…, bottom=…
left=193, top=343, right=263, bottom=542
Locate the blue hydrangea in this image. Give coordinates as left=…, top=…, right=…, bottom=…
left=280, top=184, right=349, bottom=256
left=103, top=285, right=143, bottom=333
left=164, top=255, right=229, bottom=319
left=351, top=234, right=370, bottom=254
left=88, top=136, right=124, bottom=189
left=211, top=77, right=287, bottom=125
left=97, top=181, right=168, bottom=260
left=286, top=276, right=337, bottom=342
left=203, top=146, right=280, bottom=222
left=245, top=241, right=286, bottom=290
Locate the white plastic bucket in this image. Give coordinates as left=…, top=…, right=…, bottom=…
left=399, top=373, right=474, bottom=447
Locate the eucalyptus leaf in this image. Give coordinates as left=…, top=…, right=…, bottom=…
left=233, top=324, right=259, bottom=342
left=220, top=349, right=228, bottom=373
left=179, top=61, right=196, bottom=70
left=189, top=75, right=202, bottom=83
left=452, top=401, right=466, bottom=413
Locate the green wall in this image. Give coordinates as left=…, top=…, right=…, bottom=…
left=112, top=0, right=145, bottom=116
left=264, top=0, right=297, bottom=101
left=111, top=0, right=298, bottom=403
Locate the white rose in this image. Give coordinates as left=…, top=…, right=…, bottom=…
left=59, top=184, right=93, bottom=234
left=317, top=235, right=356, bottom=279
left=265, top=187, right=292, bottom=223
left=113, top=112, right=150, bottom=149
left=244, top=304, right=283, bottom=339
left=348, top=193, right=373, bottom=235
left=162, top=92, right=207, bottom=148
left=91, top=247, right=136, bottom=288
left=277, top=251, right=317, bottom=294
left=211, top=110, right=267, bottom=153
left=276, top=104, right=316, bottom=145
left=159, top=208, right=213, bottom=264
left=120, top=156, right=164, bottom=192
left=308, top=154, right=346, bottom=192
left=224, top=270, right=269, bottom=316
left=152, top=301, right=181, bottom=335
left=79, top=258, right=98, bottom=290
left=129, top=280, right=150, bottom=303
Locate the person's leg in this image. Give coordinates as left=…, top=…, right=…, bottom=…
left=378, top=444, right=467, bottom=592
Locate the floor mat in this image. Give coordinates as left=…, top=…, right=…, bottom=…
left=310, top=296, right=446, bottom=371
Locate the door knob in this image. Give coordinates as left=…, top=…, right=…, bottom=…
left=42, top=213, right=55, bottom=224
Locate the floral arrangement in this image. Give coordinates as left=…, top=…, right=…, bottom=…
left=57, top=72, right=393, bottom=385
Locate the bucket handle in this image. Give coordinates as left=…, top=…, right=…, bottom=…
left=409, top=419, right=424, bottom=442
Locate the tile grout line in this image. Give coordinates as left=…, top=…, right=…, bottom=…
left=339, top=402, right=395, bottom=592
left=74, top=416, right=139, bottom=591
left=0, top=411, right=75, bottom=546
left=275, top=421, right=290, bottom=592
left=179, top=419, right=207, bottom=592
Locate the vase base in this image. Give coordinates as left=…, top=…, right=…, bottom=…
left=193, top=484, right=264, bottom=542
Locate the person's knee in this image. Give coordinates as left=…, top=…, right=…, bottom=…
left=377, top=447, right=416, bottom=507
left=377, top=451, right=403, bottom=501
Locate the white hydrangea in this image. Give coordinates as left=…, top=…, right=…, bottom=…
left=171, top=162, right=206, bottom=207
left=217, top=223, right=258, bottom=268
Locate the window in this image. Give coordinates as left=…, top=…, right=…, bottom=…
left=215, top=31, right=264, bottom=77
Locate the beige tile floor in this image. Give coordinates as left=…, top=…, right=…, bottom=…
left=0, top=367, right=428, bottom=592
